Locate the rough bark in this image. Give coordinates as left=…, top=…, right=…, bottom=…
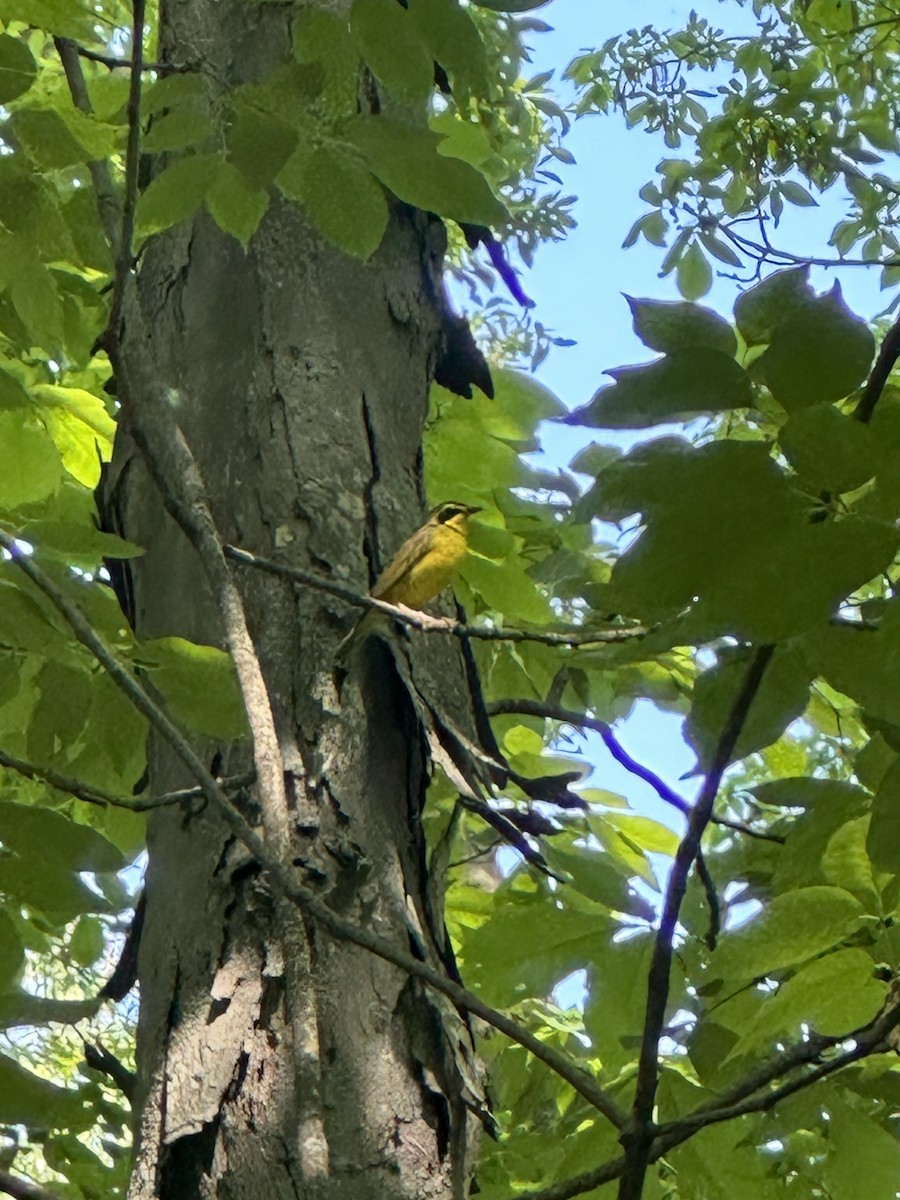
left=103, top=3, right=485, bottom=1196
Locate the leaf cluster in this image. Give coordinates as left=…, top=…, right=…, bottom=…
left=568, top=1, right=900, bottom=296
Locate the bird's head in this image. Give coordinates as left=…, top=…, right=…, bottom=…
left=430, top=501, right=483, bottom=536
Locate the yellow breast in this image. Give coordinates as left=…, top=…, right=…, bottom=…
left=377, top=524, right=468, bottom=609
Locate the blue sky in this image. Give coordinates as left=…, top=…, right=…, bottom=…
left=488, top=0, right=893, bottom=830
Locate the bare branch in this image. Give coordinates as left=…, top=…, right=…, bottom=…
left=720, top=222, right=900, bottom=270
left=82, top=1040, right=136, bottom=1102
left=619, top=644, right=775, bottom=1200
left=75, top=43, right=185, bottom=73
left=53, top=38, right=121, bottom=252
left=0, top=744, right=252, bottom=812
left=511, top=986, right=900, bottom=1200
left=486, top=698, right=784, bottom=843
left=694, top=847, right=720, bottom=950
left=854, top=310, right=900, bottom=424
left=511, top=1156, right=626, bottom=1200
left=116, top=376, right=291, bottom=858
left=225, top=544, right=648, bottom=648
left=0, top=1171, right=65, bottom=1200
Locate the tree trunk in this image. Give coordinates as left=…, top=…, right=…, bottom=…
left=104, top=3, right=484, bottom=1195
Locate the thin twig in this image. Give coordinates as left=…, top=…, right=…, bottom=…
left=82, top=1040, right=136, bottom=1102
left=720, top=223, right=900, bottom=270
left=619, top=645, right=775, bottom=1200
left=225, top=544, right=648, bottom=648
left=0, top=530, right=628, bottom=1131
left=0, top=745, right=252, bottom=812
left=511, top=1156, right=626, bottom=1200
left=53, top=38, right=121, bottom=252
left=75, top=43, right=184, bottom=73
left=854, top=311, right=900, bottom=424
left=514, top=989, right=900, bottom=1200
left=486, top=699, right=784, bottom=843
left=657, top=993, right=900, bottom=1148
left=117, top=378, right=291, bottom=858
left=693, top=847, right=719, bottom=950
left=0, top=1170, right=64, bottom=1200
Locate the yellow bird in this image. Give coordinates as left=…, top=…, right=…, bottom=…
left=372, top=500, right=482, bottom=608
left=339, top=501, right=482, bottom=653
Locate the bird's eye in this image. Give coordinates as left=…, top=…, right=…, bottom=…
left=438, top=506, right=459, bottom=524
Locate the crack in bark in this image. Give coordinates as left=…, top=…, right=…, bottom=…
left=361, top=392, right=382, bottom=585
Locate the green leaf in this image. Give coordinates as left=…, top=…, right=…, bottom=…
left=729, top=949, right=885, bottom=1056
left=468, top=0, right=552, bottom=10
left=821, top=814, right=879, bottom=906
left=568, top=442, right=622, bottom=477
left=0, top=237, right=66, bottom=354
left=279, top=143, right=388, bottom=260
left=867, top=759, right=900, bottom=874
left=66, top=668, right=148, bottom=796
left=31, top=384, right=116, bottom=488
left=143, top=104, right=212, bottom=153
left=9, top=109, right=87, bottom=171
left=779, top=180, right=817, bottom=207
left=135, top=154, right=218, bottom=238
left=408, top=0, right=489, bottom=100
left=589, top=812, right=658, bottom=888
left=543, top=843, right=655, bottom=921
left=734, top=266, right=813, bottom=344
left=626, top=297, right=737, bottom=357
left=0, top=34, right=35, bottom=103
left=699, top=230, right=742, bottom=267
left=342, top=114, right=507, bottom=226
left=711, top=886, right=865, bottom=980
left=687, top=645, right=812, bottom=770
left=27, top=658, right=92, bottom=764
left=0, top=411, right=61, bottom=508
left=0, top=366, right=29, bottom=410
left=460, top=884, right=614, bottom=1006
left=430, top=112, right=493, bottom=166
left=0, top=909, right=23, bottom=991
left=780, top=404, right=877, bottom=493
left=491, top=367, right=566, bottom=429
left=805, top=0, right=856, bottom=32
left=808, top=605, right=900, bottom=729
left=583, top=933, right=654, bottom=1072
left=583, top=439, right=898, bottom=639
left=292, top=7, right=359, bottom=115
left=0, top=1052, right=86, bottom=1126
left=226, top=105, right=298, bottom=188
left=0, top=802, right=125, bottom=873
left=206, top=160, right=269, bottom=248
left=0, top=0, right=93, bottom=39
left=760, top=286, right=875, bottom=409
left=824, top=1098, right=900, bottom=1200
left=350, top=0, right=433, bottom=105
left=568, top=349, right=753, bottom=429
left=675, top=241, right=712, bottom=300
left=0, top=579, right=67, bottom=654
left=69, top=915, right=106, bottom=967
left=141, top=636, right=248, bottom=740
left=0, top=856, right=112, bottom=922
left=751, top=777, right=870, bottom=810
left=770, top=784, right=870, bottom=895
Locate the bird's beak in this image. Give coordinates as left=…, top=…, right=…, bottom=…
left=468, top=506, right=483, bottom=515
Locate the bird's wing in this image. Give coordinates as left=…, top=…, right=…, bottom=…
left=371, top=524, right=433, bottom=600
